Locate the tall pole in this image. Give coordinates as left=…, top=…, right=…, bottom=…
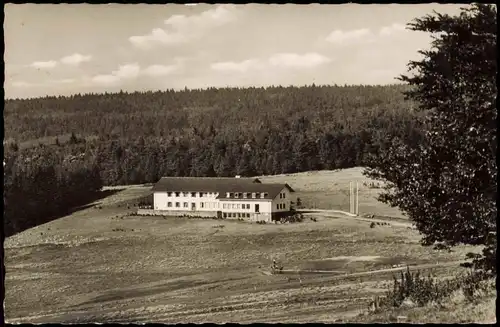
left=349, top=181, right=353, bottom=214
left=356, top=182, right=359, bottom=216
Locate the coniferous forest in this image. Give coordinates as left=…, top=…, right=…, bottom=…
left=3, top=84, right=424, bottom=236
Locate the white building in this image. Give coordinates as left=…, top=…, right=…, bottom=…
left=149, top=176, right=296, bottom=222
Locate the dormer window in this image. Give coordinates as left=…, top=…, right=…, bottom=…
left=235, top=193, right=239, bottom=198
left=255, top=192, right=260, bottom=198
left=261, top=193, right=266, bottom=199
left=226, top=192, right=230, bottom=198
left=175, top=192, right=180, bottom=197
left=243, top=193, right=247, bottom=198
left=191, top=192, right=196, bottom=197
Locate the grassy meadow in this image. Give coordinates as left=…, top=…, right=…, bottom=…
left=4, top=169, right=491, bottom=323
left=259, top=167, right=403, bottom=218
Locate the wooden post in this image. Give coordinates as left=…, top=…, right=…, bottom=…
left=349, top=182, right=354, bottom=214
left=356, top=182, right=359, bottom=216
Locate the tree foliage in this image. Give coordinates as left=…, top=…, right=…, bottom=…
left=364, top=4, right=497, bottom=273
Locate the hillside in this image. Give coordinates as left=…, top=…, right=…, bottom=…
left=3, top=85, right=421, bottom=237
left=259, top=167, right=403, bottom=218
left=4, top=177, right=484, bottom=324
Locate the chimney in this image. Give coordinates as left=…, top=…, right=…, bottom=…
left=235, top=175, right=241, bottom=178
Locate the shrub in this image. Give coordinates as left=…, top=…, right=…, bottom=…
left=280, top=213, right=304, bottom=224
left=378, top=267, right=494, bottom=310
left=370, top=222, right=376, bottom=228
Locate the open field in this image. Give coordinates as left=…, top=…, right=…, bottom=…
left=5, top=169, right=491, bottom=323
left=5, top=181, right=483, bottom=323
left=259, top=167, right=405, bottom=218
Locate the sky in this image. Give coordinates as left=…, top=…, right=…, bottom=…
left=4, top=3, right=467, bottom=99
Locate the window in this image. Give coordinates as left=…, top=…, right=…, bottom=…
left=183, top=202, right=188, bottom=208
left=199, top=192, right=204, bottom=197
left=237, top=204, right=241, bottom=209
left=277, top=204, right=279, bottom=210
left=262, top=193, right=268, bottom=198
left=167, top=202, right=172, bottom=207
left=235, top=193, right=239, bottom=198
left=283, top=193, right=286, bottom=198
left=175, top=202, right=180, bottom=207
left=232, top=203, right=237, bottom=209
left=255, top=193, right=260, bottom=198
left=226, top=192, right=230, bottom=198
left=175, top=192, right=180, bottom=197
left=246, top=213, right=250, bottom=218
left=246, top=204, right=250, bottom=209
left=279, top=193, right=282, bottom=199
left=191, top=192, right=196, bottom=197
left=243, top=193, right=247, bottom=199
left=251, top=192, right=256, bottom=198
left=167, top=192, right=172, bottom=197
left=201, top=202, right=204, bottom=208
left=223, top=204, right=227, bottom=209
left=223, top=213, right=227, bottom=218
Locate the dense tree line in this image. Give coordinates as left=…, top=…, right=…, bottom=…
left=4, top=84, right=423, bottom=186
left=3, top=142, right=103, bottom=237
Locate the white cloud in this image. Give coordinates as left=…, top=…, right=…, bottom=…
left=325, top=28, right=374, bottom=45
left=165, top=4, right=237, bottom=31
left=379, top=23, right=407, bottom=36
left=30, top=60, right=58, bottom=69
left=268, top=53, right=332, bottom=69
left=129, top=29, right=188, bottom=49
left=91, top=63, right=140, bottom=85
left=211, top=59, right=262, bottom=73
left=60, top=53, right=92, bottom=66
left=130, top=4, right=238, bottom=49
left=114, top=63, right=141, bottom=79
left=142, top=64, right=179, bottom=77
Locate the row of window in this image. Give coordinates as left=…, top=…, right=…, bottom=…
left=224, top=212, right=252, bottom=218
left=166, top=192, right=215, bottom=198
left=276, top=203, right=286, bottom=210
left=222, top=203, right=252, bottom=210
left=164, top=191, right=277, bottom=199
left=167, top=202, right=219, bottom=209
left=279, top=192, right=287, bottom=199
left=165, top=202, right=257, bottom=210
left=226, top=192, right=268, bottom=199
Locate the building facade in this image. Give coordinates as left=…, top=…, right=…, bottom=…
left=147, top=177, right=296, bottom=222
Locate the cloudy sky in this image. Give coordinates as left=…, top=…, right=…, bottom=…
left=5, top=3, right=466, bottom=99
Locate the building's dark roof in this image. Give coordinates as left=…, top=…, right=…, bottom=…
left=152, top=177, right=294, bottom=200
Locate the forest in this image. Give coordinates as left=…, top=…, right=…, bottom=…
left=3, top=84, right=424, bottom=236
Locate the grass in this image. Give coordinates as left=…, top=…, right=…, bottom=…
left=258, top=167, right=404, bottom=218
left=4, top=169, right=490, bottom=323
left=349, top=286, right=497, bottom=324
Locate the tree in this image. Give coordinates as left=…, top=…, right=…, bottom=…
left=364, top=4, right=497, bottom=273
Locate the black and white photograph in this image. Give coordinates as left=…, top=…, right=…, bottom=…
left=3, top=3, right=497, bottom=324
